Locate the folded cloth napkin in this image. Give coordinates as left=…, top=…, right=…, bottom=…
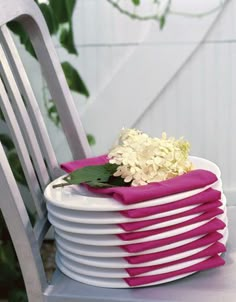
left=117, top=208, right=223, bottom=241
left=124, top=245, right=225, bottom=286
left=121, top=218, right=226, bottom=253
left=119, top=200, right=222, bottom=232
left=125, top=232, right=223, bottom=264
left=60, top=156, right=218, bottom=205
left=120, top=188, right=221, bottom=218
left=61, top=155, right=108, bottom=172
left=125, top=244, right=226, bottom=280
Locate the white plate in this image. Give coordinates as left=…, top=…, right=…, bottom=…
left=56, top=256, right=196, bottom=288
left=48, top=195, right=226, bottom=235
left=44, top=156, right=221, bottom=212
left=54, top=211, right=226, bottom=246
left=48, top=211, right=202, bottom=234
left=56, top=240, right=223, bottom=268
left=46, top=202, right=200, bottom=224
left=56, top=253, right=210, bottom=278
left=56, top=229, right=227, bottom=270
left=55, top=233, right=202, bottom=257
left=55, top=225, right=228, bottom=258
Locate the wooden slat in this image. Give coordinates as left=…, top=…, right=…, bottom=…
left=0, top=44, right=50, bottom=189
left=0, top=25, right=60, bottom=179
left=0, top=77, right=45, bottom=218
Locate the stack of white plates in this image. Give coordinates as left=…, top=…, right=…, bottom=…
left=44, top=156, right=228, bottom=288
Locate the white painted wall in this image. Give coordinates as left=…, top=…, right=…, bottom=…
left=135, top=0, right=236, bottom=203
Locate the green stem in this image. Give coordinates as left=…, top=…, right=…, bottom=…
left=106, top=0, right=225, bottom=21
left=52, top=182, right=72, bottom=189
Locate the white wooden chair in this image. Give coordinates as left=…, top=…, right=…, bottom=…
left=0, top=0, right=235, bottom=301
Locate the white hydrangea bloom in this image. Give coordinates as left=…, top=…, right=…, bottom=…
left=108, top=128, right=193, bottom=186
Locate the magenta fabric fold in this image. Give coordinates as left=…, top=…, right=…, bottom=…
left=60, top=155, right=108, bottom=173
left=87, top=169, right=218, bottom=204
left=125, top=255, right=225, bottom=286
left=125, top=232, right=223, bottom=264
left=119, top=200, right=222, bottom=232
left=120, top=188, right=221, bottom=218
left=117, top=208, right=223, bottom=241
left=125, top=246, right=225, bottom=284
left=121, top=218, right=226, bottom=253
left=126, top=241, right=226, bottom=276
left=60, top=156, right=218, bottom=205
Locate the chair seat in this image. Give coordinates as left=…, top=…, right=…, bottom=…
left=44, top=206, right=236, bottom=302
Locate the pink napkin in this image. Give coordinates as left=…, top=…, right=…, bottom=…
left=120, top=188, right=221, bottom=218
left=125, top=232, right=223, bottom=264
left=61, top=155, right=108, bottom=172
left=60, top=156, right=218, bottom=205
left=117, top=208, right=223, bottom=241
left=126, top=241, right=226, bottom=276
left=121, top=218, right=226, bottom=253
left=119, top=200, right=222, bottom=232
left=125, top=254, right=225, bottom=286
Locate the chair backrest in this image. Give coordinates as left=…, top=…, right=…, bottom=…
left=0, top=0, right=91, bottom=300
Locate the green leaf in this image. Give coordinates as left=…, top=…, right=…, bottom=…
left=86, top=134, right=96, bottom=146
left=108, top=176, right=130, bottom=187
left=60, top=26, right=78, bottom=55
left=0, top=241, right=18, bottom=283
left=64, top=163, right=118, bottom=185
left=7, top=22, right=37, bottom=59
left=132, top=0, right=140, bottom=5
left=61, top=62, right=89, bottom=97
left=47, top=99, right=60, bottom=126
left=7, top=150, right=27, bottom=186
left=0, top=134, right=15, bottom=151
left=24, top=39, right=37, bottom=59
left=159, top=15, right=166, bottom=29
left=39, top=3, right=59, bottom=35
left=7, top=22, right=28, bottom=44
left=8, top=289, right=28, bottom=302
left=49, top=0, right=76, bottom=23
left=53, top=163, right=120, bottom=188
left=0, top=107, right=5, bottom=121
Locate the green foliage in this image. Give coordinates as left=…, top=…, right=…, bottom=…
left=0, top=134, right=27, bottom=186
left=64, top=163, right=118, bottom=186
left=132, top=0, right=140, bottom=5
left=53, top=163, right=130, bottom=188
left=62, top=62, right=89, bottom=97
left=86, top=134, right=96, bottom=146
left=8, top=289, right=28, bottom=302
left=50, top=0, right=76, bottom=23
left=159, top=15, right=166, bottom=29
left=7, top=22, right=36, bottom=58
left=0, top=107, right=5, bottom=120
left=47, top=99, right=61, bottom=127
left=60, top=26, right=77, bottom=55
left=0, top=212, right=26, bottom=301
left=39, top=3, right=59, bottom=35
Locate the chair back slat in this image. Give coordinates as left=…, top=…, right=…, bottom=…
left=34, top=216, right=51, bottom=247
left=0, top=77, right=45, bottom=218
left=0, top=25, right=60, bottom=179
left=0, top=142, right=47, bottom=301
left=0, top=1, right=93, bottom=299
left=0, top=44, right=50, bottom=189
